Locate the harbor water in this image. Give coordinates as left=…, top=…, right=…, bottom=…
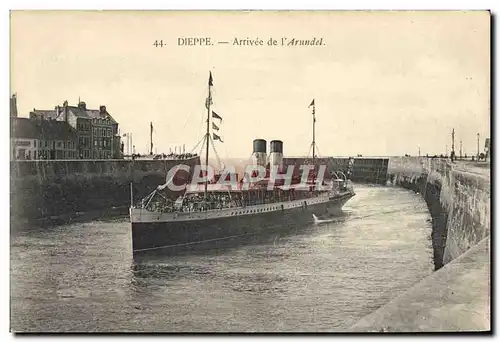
left=10, top=184, right=434, bottom=332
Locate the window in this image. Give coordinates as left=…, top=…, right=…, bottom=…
left=34, top=140, right=36, bottom=148
left=94, top=140, right=98, bottom=147
left=34, top=151, right=37, bottom=159
left=57, top=141, right=62, bottom=148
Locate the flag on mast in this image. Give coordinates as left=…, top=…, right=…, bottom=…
left=212, top=111, right=222, bottom=121
left=205, top=97, right=213, bottom=110
left=209, top=71, right=213, bottom=86
left=213, top=133, right=224, bottom=142
left=212, top=122, right=219, bottom=131
left=309, top=99, right=315, bottom=107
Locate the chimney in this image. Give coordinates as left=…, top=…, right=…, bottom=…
left=252, top=139, right=267, bottom=167
left=10, top=94, right=18, bottom=117
left=63, top=100, right=68, bottom=122
left=99, top=105, right=106, bottom=114
left=78, top=101, right=86, bottom=110
left=269, top=140, right=284, bottom=175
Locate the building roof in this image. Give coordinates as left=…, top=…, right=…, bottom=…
left=67, top=106, right=117, bottom=124
left=11, top=117, right=78, bottom=141
left=30, top=101, right=118, bottom=124
left=30, top=109, right=61, bottom=120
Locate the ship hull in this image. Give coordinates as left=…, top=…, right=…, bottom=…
left=131, top=192, right=354, bottom=255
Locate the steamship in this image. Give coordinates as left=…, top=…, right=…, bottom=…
left=129, top=72, right=355, bottom=254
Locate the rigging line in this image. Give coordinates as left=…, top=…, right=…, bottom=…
left=305, top=143, right=313, bottom=160
left=182, top=86, right=207, bottom=132
left=316, top=144, right=323, bottom=158
left=190, top=135, right=205, bottom=154
left=209, top=134, right=233, bottom=199
left=195, top=106, right=206, bottom=144
left=179, top=110, right=196, bottom=135
left=209, top=134, right=223, bottom=170
left=184, top=87, right=209, bottom=145
left=197, top=135, right=207, bottom=161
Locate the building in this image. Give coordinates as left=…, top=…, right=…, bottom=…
left=10, top=117, right=78, bottom=160
left=30, top=100, right=121, bottom=159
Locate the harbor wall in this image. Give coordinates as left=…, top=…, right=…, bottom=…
left=387, top=157, right=490, bottom=269
left=283, top=157, right=389, bottom=184
left=10, top=157, right=200, bottom=224
left=350, top=157, right=491, bottom=332
left=351, top=158, right=389, bottom=184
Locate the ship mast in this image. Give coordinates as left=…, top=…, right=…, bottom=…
left=312, top=99, right=316, bottom=167
left=205, top=71, right=213, bottom=200
left=309, top=99, right=316, bottom=182
left=150, top=121, right=153, bottom=155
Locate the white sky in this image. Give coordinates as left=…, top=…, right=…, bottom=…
left=11, top=10, right=490, bottom=158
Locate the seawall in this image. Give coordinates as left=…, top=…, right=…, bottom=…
left=387, top=157, right=490, bottom=269
left=283, top=157, right=389, bottom=184
left=10, top=158, right=200, bottom=225
left=349, top=156, right=490, bottom=331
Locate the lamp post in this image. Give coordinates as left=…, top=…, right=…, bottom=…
left=451, top=128, right=455, bottom=161
left=477, top=133, right=480, bottom=160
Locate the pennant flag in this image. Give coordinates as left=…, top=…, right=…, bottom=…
left=213, top=133, right=224, bottom=142
left=122, top=133, right=128, bottom=137
left=212, top=111, right=222, bottom=121
left=209, top=71, right=213, bottom=86
left=309, top=99, right=315, bottom=108
left=212, top=122, right=219, bottom=131
left=205, top=96, right=213, bottom=110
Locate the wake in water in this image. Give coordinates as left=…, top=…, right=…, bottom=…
left=312, top=214, right=337, bottom=224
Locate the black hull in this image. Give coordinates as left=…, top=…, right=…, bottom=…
left=131, top=194, right=354, bottom=256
